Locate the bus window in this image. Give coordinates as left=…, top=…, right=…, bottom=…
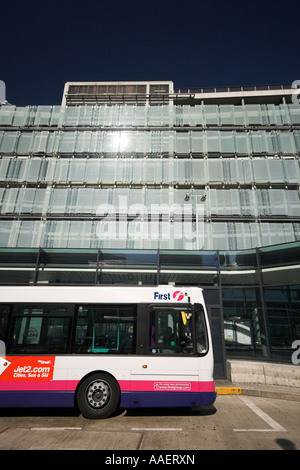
left=195, top=304, right=208, bottom=354
left=9, top=306, right=71, bottom=354
left=0, top=305, right=10, bottom=343
left=149, top=307, right=194, bottom=354
left=72, top=305, right=137, bottom=354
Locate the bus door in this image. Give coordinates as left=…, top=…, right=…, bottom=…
left=130, top=305, right=202, bottom=400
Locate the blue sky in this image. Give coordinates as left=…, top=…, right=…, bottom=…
left=1, top=0, right=299, bottom=105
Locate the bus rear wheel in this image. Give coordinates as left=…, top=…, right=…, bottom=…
left=76, top=373, right=120, bottom=419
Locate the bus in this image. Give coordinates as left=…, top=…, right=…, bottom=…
left=0, top=285, right=216, bottom=419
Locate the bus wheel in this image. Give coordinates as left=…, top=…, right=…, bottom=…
left=76, top=373, right=120, bottom=419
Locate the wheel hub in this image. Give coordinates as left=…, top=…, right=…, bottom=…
left=87, top=381, right=110, bottom=408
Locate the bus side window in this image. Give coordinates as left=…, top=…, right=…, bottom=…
left=0, top=305, right=10, bottom=343
left=72, top=305, right=137, bottom=354
left=195, top=305, right=208, bottom=354
left=8, top=306, right=71, bottom=354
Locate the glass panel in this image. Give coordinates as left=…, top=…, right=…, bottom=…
left=264, top=285, right=300, bottom=360
left=204, top=105, right=219, bottom=126
left=34, top=106, right=52, bottom=126
left=211, top=222, right=229, bottom=250
left=43, top=220, right=69, bottom=248
left=268, top=159, right=283, bottom=183
left=223, top=287, right=266, bottom=358
left=85, top=159, right=101, bottom=183
left=235, top=133, right=250, bottom=154
left=64, top=107, right=79, bottom=126
left=17, top=133, right=33, bottom=154
left=0, top=132, right=19, bottom=153
left=253, top=159, right=269, bottom=183
left=286, top=191, right=300, bottom=217
left=233, top=106, right=246, bottom=126
left=74, top=188, right=95, bottom=214
left=134, top=106, right=147, bottom=126
left=0, top=158, right=10, bottom=182
left=75, top=131, right=92, bottom=152
left=288, top=105, right=300, bottom=124
left=268, top=190, right=287, bottom=216
left=245, top=105, right=263, bottom=125
left=12, top=107, right=30, bottom=126
left=68, top=159, right=86, bottom=182
left=265, top=104, right=282, bottom=125
left=283, top=159, right=299, bottom=184
left=50, top=106, right=63, bottom=126
left=59, top=131, right=76, bottom=153
left=0, top=106, right=16, bottom=125
left=219, top=105, right=234, bottom=125
left=100, top=160, right=117, bottom=183
left=206, top=131, right=220, bottom=153
left=46, top=131, right=60, bottom=154
left=27, top=159, right=43, bottom=182
left=53, top=159, right=69, bottom=182
left=32, top=131, right=49, bottom=153
left=16, top=221, right=42, bottom=247
left=1, top=188, right=18, bottom=213
left=220, top=131, right=235, bottom=153
left=191, top=131, right=205, bottom=153
left=207, top=160, right=223, bottom=182
left=259, top=241, right=300, bottom=266
left=48, top=189, right=70, bottom=213
left=160, top=249, right=218, bottom=267
left=15, top=188, right=36, bottom=213
left=78, top=106, right=94, bottom=126
left=67, top=220, right=94, bottom=248
left=277, top=132, right=296, bottom=155
left=175, top=132, right=190, bottom=154
left=192, top=160, right=206, bottom=184
left=119, top=105, right=135, bottom=126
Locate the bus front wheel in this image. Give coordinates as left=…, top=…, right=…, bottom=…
left=76, top=373, right=120, bottom=419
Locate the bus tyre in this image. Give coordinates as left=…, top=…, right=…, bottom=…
left=77, top=373, right=120, bottom=419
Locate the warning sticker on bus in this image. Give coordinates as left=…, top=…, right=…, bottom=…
left=0, top=356, right=55, bottom=381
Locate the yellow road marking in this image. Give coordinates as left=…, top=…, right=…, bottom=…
left=216, top=386, right=242, bottom=395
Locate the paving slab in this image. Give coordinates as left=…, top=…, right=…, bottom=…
left=0, top=427, right=142, bottom=450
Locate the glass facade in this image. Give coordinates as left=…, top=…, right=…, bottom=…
left=0, top=82, right=299, bottom=375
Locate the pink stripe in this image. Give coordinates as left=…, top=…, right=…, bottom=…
left=119, top=380, right=215, bottom=393
left=0, top=380, right=79, bottom=391
left=1, top=379, right=214, bottom=393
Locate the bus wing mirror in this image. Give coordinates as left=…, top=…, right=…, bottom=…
left=181, top=311, right=192, bottom=325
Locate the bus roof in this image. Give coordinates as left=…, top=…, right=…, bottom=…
left=0, top=285, right=204, bottom=305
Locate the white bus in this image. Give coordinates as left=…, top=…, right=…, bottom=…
left=0, top=285, right=216, bottom=419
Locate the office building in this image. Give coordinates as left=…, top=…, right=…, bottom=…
left=0, top=81, right=299, bottom=376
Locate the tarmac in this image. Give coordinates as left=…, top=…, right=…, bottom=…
left=214, top=359, right=300, bottom=402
